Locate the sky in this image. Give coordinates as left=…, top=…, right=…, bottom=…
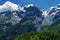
left=0, top=0, right=60, bottom=10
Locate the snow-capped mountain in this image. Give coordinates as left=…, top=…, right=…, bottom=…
left=0, top=1, right=60, bottom=31
left=48, top=4, right=60, bottom=22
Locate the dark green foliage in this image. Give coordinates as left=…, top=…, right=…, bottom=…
left=14, top=30, right=60, bottom=40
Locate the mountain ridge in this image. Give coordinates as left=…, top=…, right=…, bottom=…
left=0, top=1, right=60, bottom=31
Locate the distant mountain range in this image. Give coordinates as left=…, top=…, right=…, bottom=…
left=0, top=1, right=60, bottom=31
left=0, top=1, right=60, bottom=40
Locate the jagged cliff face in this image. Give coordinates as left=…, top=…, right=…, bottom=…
left=0, top=1, right=60, bottom=31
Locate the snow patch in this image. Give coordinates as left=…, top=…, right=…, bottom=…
left=24, top=4, right=34, bottom=8
left=43, top=11, right=48, bottom=16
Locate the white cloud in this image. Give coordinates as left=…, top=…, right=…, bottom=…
left=0, top=1, right=25, bottom=12
left=0, top=1, right=34, bottom=12
left=0, top=1, right=19, bottom=12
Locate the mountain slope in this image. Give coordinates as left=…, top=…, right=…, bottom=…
left=47, top=19, right=60, bottom=32
left=0, top=1, right=60, bottom=33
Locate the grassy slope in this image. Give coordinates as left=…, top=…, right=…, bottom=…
left=14, top=30, right=60, bottom=40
